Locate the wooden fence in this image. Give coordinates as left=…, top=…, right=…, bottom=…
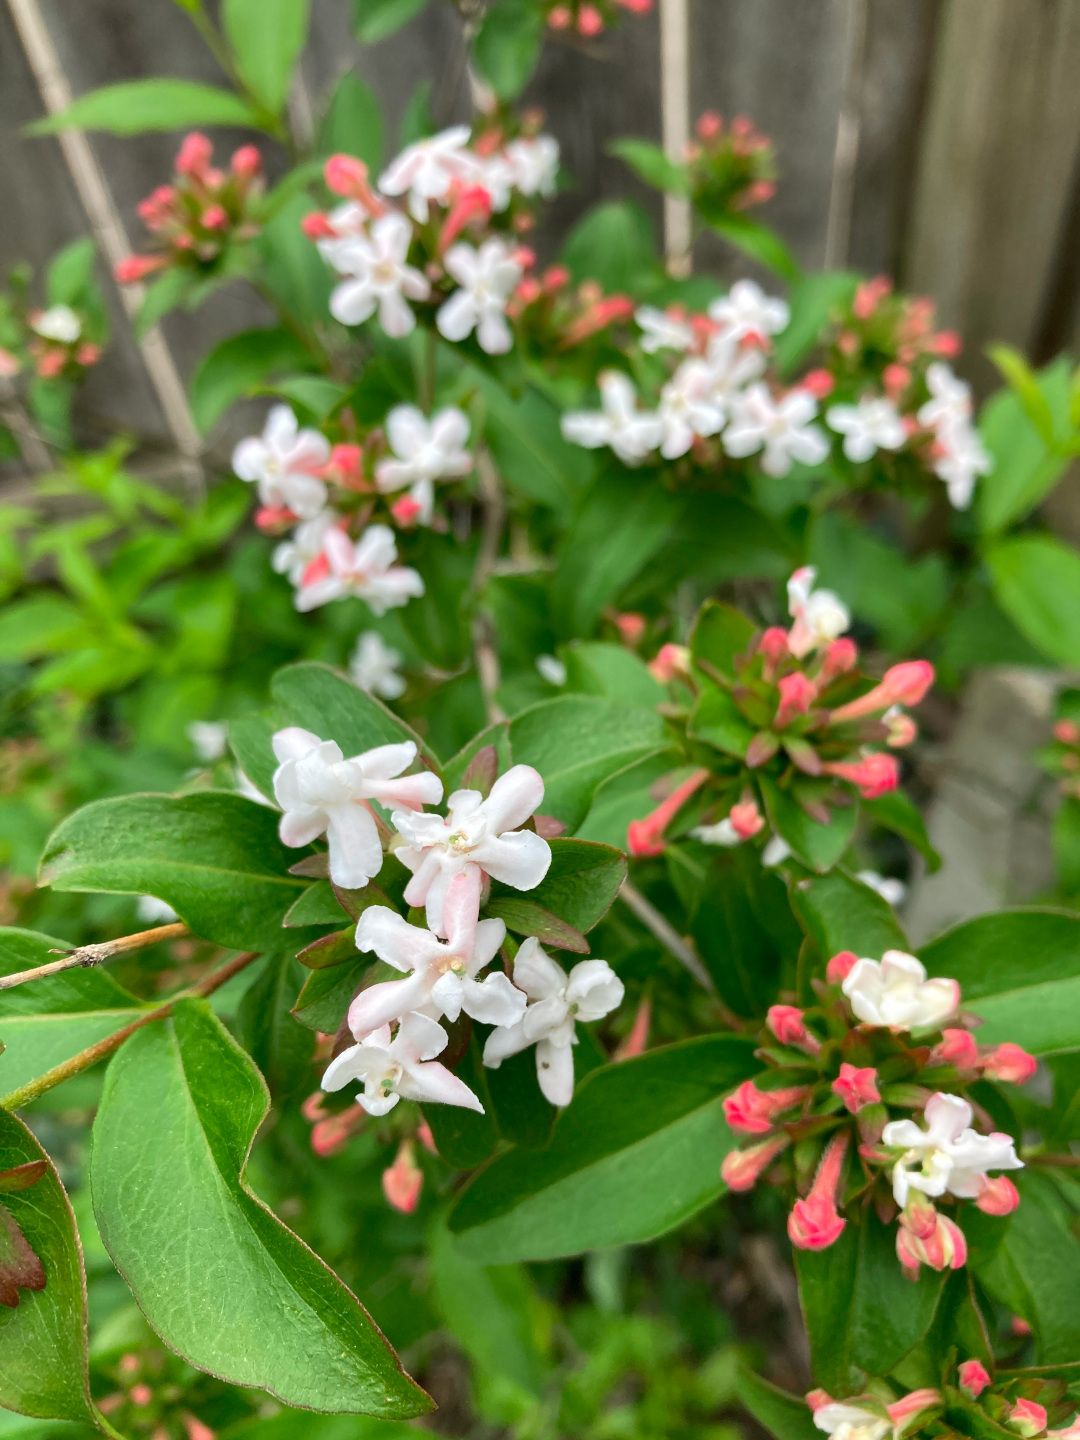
left=2, top=0, right=1080, bottom=463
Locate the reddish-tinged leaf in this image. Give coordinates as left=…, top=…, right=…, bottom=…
left=0, top=1203, right=46, bottom=1309
left=0, top=1161, right=48, bottom=1195
left=461, top=744, right=499, bottom=798
left=483, top=897, right=590, bottom=953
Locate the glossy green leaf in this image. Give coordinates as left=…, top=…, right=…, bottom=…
left=473, top=0, right=543, bottom=101
left=258, top=196, right=334, bottom=327
left=987, top=345, right=1057, bottom=448
left=978, top=359, right=1070, bottom=534
left=986, top=536, right=1080, bottom=667
left=690, top=600, right=757, bottom=679
left=45, top=238, right=96, bottom=308
left=39, top=792, right=307, bottom=951
left=501, top=838, right=626, bottom=935
left=477, top=376, right=592, bottom=513
left=562, top=202, right=659, bottom=293
left=237, top=951, right=315, bottom=1099
left=737, top=1370, right=818, bottom=1440
left=790, top=871, right=908, bottom=963
left=223, top=0, right=310, bottom=114
left=920, top=909, right=1080, bottom=1053
left=689, top=848, right=786, bottom=1016
left=272, top=661, right=435, bottom=769
left=229, top=714, right=279, bottom=802
left=91, top=1000, right=431, bottom=1415
left=760, top=777, right=856, bottom=874
left=136, top=268, right=197, bottom=339
left=293, top=955, right=371, bottom=1033
left=481, top=898, right=588, bottom=953
left=687, top=681, right=757, bottom=758
left=318, top=73, right=384, bottom=170
left=283, top=881, right=352, bottom=928
left=421, top=1040, right=498, bottom=1170
left=562, top=641, right=665, bottom=708
left=0, top=595, right=88, bottom=662
left=509, top=696, right=667, bottom=832
left=224, top=1411, right=423, bottom=1440
left=706, top=213, right=800, bottom=281
left=0, top=1109, right=100, bottom=1429
left=28, top=79, right=261, bottom=135
left=863, top=791, right=941, bottom=873
left=352, top=0, right=429, bottom=43
left=609, top=138, right=689, bottom=195
left=448, top=1035, right=758, bottom=1262
left=190, top=327, right=315, bottom=434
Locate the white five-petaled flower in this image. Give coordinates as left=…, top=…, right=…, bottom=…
left=708, top=279, right=790, bottom=342
left=315, top=200, right=375, bottom=267
left=658, top=358, right=726, bottom=459
left=841, top=950, right=960, bottom=1031
left=482, top=938, right=625, bottom=1107
left=436, top=238, right=522, bottom=355
left=812, top=1402, right=890, bottom=1440
left=917, top=362, right=973, bottom=431
left=561, top=370, right=664, bottom=465
left=826, top=394, right=908, bottom=462
left=272, top=510, right=340, bottom=586
left=232, top=405, right=330, bottom=519
left=723, top=383, right=830, bottom=477
left=322, top=1011, right=483, bottom=1117
left=378, top=125, right=477, bottom=223
left=349, top=868, right=524, bottom=1035
left=328, top=212, right=431, bottom=338
left=32, top=303, right=82, bottom=343
left=635, top=305, right=694, bottom=354
left=294, top=524, right=425, bottom=615
left=392, top=764, right=552, bottom=936
left=689, top=818, right=742, bottom=847
left=271, top=726, right=442, bottom=888
left=187, top=719, right=228, bottom=762
left=932, top=421, right=992, bottom=511
left=349, top=630, right=406, bottom=700
left=374, top=405, right=472, bottom=524
left=786, top=565, right=850, bottom=656
left=703, top=330, right=767, bottom=411
left=856, top=870, right=908, bottom=907
left=503, top=135, right=559, bottom=199
left=882, top=1092, right=1023, bottom=1208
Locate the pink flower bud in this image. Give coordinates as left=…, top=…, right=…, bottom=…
left=390, top=494, right=423, bottom=527
left=980, top=1043, right=1037, bottom=1084
left=577, top=3, right=605, bottom=35
left=0, top=346, right=19, bottom=377
left=76, top=342, right=101, bottom=366
left=301, top=552, right=331, bottom=588
left=883, top=363, right=911, bottom=399
left=1009, top=1400, right=1048, bottom=1437
left=382, top=1139, right=423, bottom=1214
left=626, top=768, right=710, bottom=858
left=886, top=710, right=918, bottom=748
left=696, top=110, right=723, bottom=142
left=1012, top=1316, right=1032, bottom=1337
left=547, top=4, right=572, bottom=28
left=325, top=154, right=370, bottom=197
left=175, top=132, right=213, bottom=178
left=614, top=0, right=653, bottom=13
left=723, top=1079, right=809, bottom=1135
left=758, top=626, right=789, bottom=678
left=958, top=1360, right=991, bottom=1398
left=823, top=751, right=899, bottom=799
left=767, top=1004, right=822, bottom=1055
left=801, top=368, right=836, bottom=400
left=119, top=1354, right=140, bottom=1376
left=615, top=611, right=646, bottom=646
left=720, top=1133, right=790, bottom=1191
left=255, top=505, right=298, bottom=534
left=933, top=1028, right=979, bottom=1070
left=830, top=661, right=935, bottom=722
left=831, top=1062, right=880, bottom=1114
left=788, top=1131, right=848, bottom=1251
left=182, top=1415, right=215, bottom=1440
left=114, top=253, right=168, bottom=283
left=819, top=637, right=858, bottom=684
left=826, top=950, right=858, bottom=984
left=543, top=264, right=571, bottom=292
left=887, top=1390, right=940, bottom=1431
left=933, top=330, right=962, bottom=358
left=975, top=1174, right=1020, bottom=1216
left=1056, top=719, right=1080, bottom=744
left=437, top=183, right=493, bottom=254
left=416, top=1119, right=438, bottom=1155
left=806, top=1391, right=834, bottom=1414
left=896, top=1200, right=966, bottom=1279
left=230, top=144, right=262, bottom=179
left=648, top=642, right=690, bottom=682
left=729, top=797, right=765, bottom=840
left=130, top=1384, right=153, bottom=1407
left=302, top=212, right=338, bottom=240
left=614, top=995, right=652, bottom=1060
left=35, top=350, right=65, bottom=379
left=201, top=204, right=228, bottom=231
left=775, top=671, right=818, bottom=728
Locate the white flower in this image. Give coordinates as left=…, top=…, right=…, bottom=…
left=349, top=868, right=524, bottom=1035
left=322, top=1011, right=483, bottom=1117
left=704, top=329, right=767, bottom=409
left=917, top=362, right=972, bottom=431
left=708, top=279, right=789, bottom=342
left=32, top=304, right=81, bottom=343
left=136, top=895, right=179, bottom=924
left=272, top=510, right=339, bottom=586
left=504, top=135, right=559, bottom=199
left=856, top=870, right=907, bottom=907
left=882, top=1092, right=1023, bottom=1208
left=813, top=1403, right=891, bottom=1440
left=378, top=125, right=477, bottom=223
left=561, top=370, right=664, bottom=465
left=723, top=383, right=830, bottom=477
left=842, top=950, right=960, bottom=1030
left=436, top=238, right=522, bottom=355
left=271, top=726, right=442, bottom=888
left=294, top=525, right=424, bottom=616
left=932, top=419, right=992, bottom=510
left=187, top=720, right=228, bottom=762
left=316, top=200, right=374, bottom=267
left=658, top=358, right=726, bottom=459
left=826, top=394, right=908, bottom=462
left=786, top=565, right=850, bottom=657
left=349, top=630, right=406, bottom=700
left=328, top=212, right=431, bottom=338
left=535, top=654, right=567, bottom=687
left=232, top=405, right=330, bottom=520
left=374, top=405, right=472, bottom=524
left=761, top=834, right=793, bottom=866
left=235, top=768, right=274, bottom=807
left=392, top=764, right=551, bottom=936
left=635, top=305, right=694, bottom=354
left=690, top=819, right=742, bottom=847
left=483, top=938, right=625, bottom=1107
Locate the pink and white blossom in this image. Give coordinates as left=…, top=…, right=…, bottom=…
left=273, top=510, right=340, bottom=585
left=882, top=1092, right=1023, bottom=1207
left=932, top=420, right=992, bottom=510
left=842, top=951, right=959, bottom=1031
left=328, top=212, right=431, bottom=337
left=723, top=384, right=830, bottom=477
left=374, top=405, right=472, bottom=523
left=349, top=630, right=406, bottom=699
left=786, top=566, right=851, bottom=657
left=232, top=405, right=330, bottom=519
left=658, top=358, right=727, bottom=458
left=811, top=1401, right=890, bottom=1440
left=826, top=394, right=907, bottom=461
left=635, top=305, right=694, bottom=354
left=703, top=329, right=767, bottom=409
left=436, top=238, right=523, bottom=354
left=322, top=1011, right=483, bottom=1116
left=917, top=362, right=973, bottom=431
left=561, top=370, right=664, bottom=464
left=32, top=304, right=82, bottom=343
left=708, top=279, right=789, bottom=341
left=503, top=135, right=560, bottom=198
left=294, top=525, right=424, bottom=615
left=378, top=125, right=477, bottom=222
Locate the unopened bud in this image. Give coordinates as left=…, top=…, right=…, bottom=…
left=230, top=144, right=262, bottom=179
left=932, top=1028, right=979, bottom=1071
left=648, top=642, right=690, bottom=682
left=382, top=1139, right=423, bottom=1214
left=957, top=1360, right=991, bottom=1398
left=800, top=368, right=835, bottom=400
left=831, top=1062, right=880, bottom=1114
left=175, top=132, right=213, bottom=177
left=981, top=1042, right=1037, bottom=1084
left=325, top=154, right=371, bottom=198
left=1009, top=1400, right=1047, bottom=1437
left=975, top=1174, right=1020, bottom=1216
left=826, top=950, right=859, bottom=984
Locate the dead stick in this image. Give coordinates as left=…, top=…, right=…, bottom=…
left=618, top=879, right=715, bottom=993
left=0, top=922, right=189, bottom=992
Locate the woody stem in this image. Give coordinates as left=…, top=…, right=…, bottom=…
left=0, top=922, right=190, bottom=992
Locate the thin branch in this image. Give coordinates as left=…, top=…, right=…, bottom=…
left=0, top=949, right=259, bottom=1111
left=0, top=377, right=51, bottom=473
left=0, top=922, right=189, bottom=993
left=471, top=448, right=507, bottom=724
left=618, top=879, right=715, bottom=993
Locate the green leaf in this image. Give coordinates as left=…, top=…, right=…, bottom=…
left=477, top=375, right=592, bottom=514
left=609, top=138, right=689, bottom=195
left=920, top=909, right=1080, bottom=1054
left=39, top=792, right=307, bottom=951
left=736, top=1370, right=818, bottom=1440
left=421, top=1040, right=498, bottom=1169
left=481, top=899, right=588, bottom=953
left=293, top=955, right=371, bottom=1033
left=29, top=79, right=261, bottom=135
left=706, top=213, right=800, bottom=281
left=562, top=642, right=665, bottom=708
left=223, top=1412, right=425, bottom=1440
left=509, top=695, right=667, bottom=832
left=986, top=536, right=1080, bottom=667
left=760, top=776, right=856, bottom=874
left=0, top=594, right=89, bottom=662
left=258, top=195, right=333, bottom=327
left=978, top=359, right=1070, bottom=533
left=689, top=848, right=786, bottom=1016
left=790, top=871, right=908, bottom=963
left=987, top=345, right=1057, bottom=447
left=448, top=1035, right=758, bottom=1262
left=352, top=0, right=429, bottom=43
left=0, top=1109, right=100, bottom=1428
left=190, top=327, right=316, bottom=434
left=266, top=375, right=350, bottom=423
left=91, top=1000, right=431, bottom=1414
left=774, top=271, right=858, bottom=378
left=687, top=681, right=757, bottom=759
left=498, top=837, right=626, bottom=935
left=863, top=791, right=941, bottom=873
left=795, top=1207, right=945, bottom=1393
left=562, top=202, right=659, bottom=293
left=135, top=268, right=197, bottom=339
left=45, top=237, right=96, bottom=307
left=223, top=0, right=310, bottom=114
left=230, top=714, right=279, bottom=802
left=690, top=600, right=757, bottom=679
left=397, top=80, right=432, bottom=148
left=318, top=73, right=384, bottom=171
left=473, top=0, right=544, bottom=101
left=237, top=951, right=315, bottom=1098
left=284, top=881, right=351, bottom=927
left=272, top=661, right=437, bottom=769
left=1054, top=797, right=1080, bottom=894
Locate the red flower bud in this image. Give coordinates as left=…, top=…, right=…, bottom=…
left=826, top=950, right=858, bottom=984
left=980, top=1042, right=1037, bottom=1085
left=720, top=1133, right=789, bottom=1192
left=775, top=671, right=817, bottom=728
left=957, top=1360, right=991, bottom=1398
left=932, top=1027, right=979, bottom=1071
left=382, top=1139, right=423, bottom=1214
left=175, top=132, right=213, bottom=178
left=831, top=1062, right=880, bottom=1114
left=975, top=1174, right=1020, bottom=1216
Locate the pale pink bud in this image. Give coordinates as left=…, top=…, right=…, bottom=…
left=547, top=4, right=572, bottom=28
left=788, top=1131, right=848, bottom=1251
left=958, top=1360, right=991, bottom=1398
left=577, top=3, right=605, bottom=34
left=980, top=1043, right=1037, bottom=1085
left=886, top=711, right=918, bottom=748
left=822, top=751, right=899, bottom=799
left=830, top=661, right=935, bottom=722
left=826, top=950, right=858, bottom=984
left=820, top=637, right=858, bottom=684
left=775, top=671, right=818, bottom=728
left=131, top=1385, right=153, bottom=1407
left=1054, top=719, right=1080, bottom=744
left=1009, top=1400, right=1047, bottom=1437
left=302, top=212, right=338, bottom=240
left=933, top=330, right=962, bottom=358
left=696, top=110, right=723, bottom=142
left=720, top=1133, right=789, bottom=1191
left=806, top=1390, right=834, bottom=1414
left=416, top=1120, right=438, bottom=1155
left=648, top=642, right=690, bottom=682
left=543, top=264, right=571, bottom=292
left=175, top=132, right=213, bottom=177
left=201, top=204, right=228, bottom=231
left=390, top=494, right=423, bottom=527
left=975, top=1174, right=1020, bottom=1216
left=1012, top=1316, right=1032, bottom=1337
left=883, top=363, right=911, bottom=399
left=933, top=1028, right=979, bottom=1071
left=114, top=253, right=167, bottom=283
left=325, top=154, right=370, bottom=197
left=326, top=442, right=364, bottom=487
left=801, top=368, right=835, bottom=399
left=230, top=144, right=262, bottom=179
left=887, top=1390, right=940, bottom=1431
left=758, top=626, right=789, bottom=678
left=35, top=350, right=65, bottom=379
left=0, top=347, right=18, bottom=377
left=614, top=0, right=653, bottom=12
left=723, top=1079, right=809, bottom=1135
left=627, top=768, right=710, bottom=857
left=118, top=1354, right=140, bottom=1375
left=382, top=1139, right=423, bottom=1214
left=615, top=611, right=646, bottom=646
left=614, top=995, right=652, bottom=1060
left=729, top=797, right=765, bottom=840
left=76, top=342, right=101, bottom=366
left=254, top=505, right=298, bottom=534
left=437, top=183, right=493, bottom=254
left=766, top=1004, right=821, bottom=1056
left=182, top=1415, right=215, bottom=1440
left=896, top=1200, right=966, bottom=1279
left=831, top=1062, right=880, bottom=1114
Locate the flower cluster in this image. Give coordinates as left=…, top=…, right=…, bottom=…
left=543, top=0, right=652, bottom=38
left=628, top=567, right=932, bottom=859
left=719, top=946, right=1032, bottom=1277
left=0, top=298, right=103, bottom=382
left=270, top=729, right=624, bottom=1114
left=1037, top=709, right=1080, bottom=800
left=115, top=133, right=263, bottom=285
left=684, top=111, right=777, bottom=219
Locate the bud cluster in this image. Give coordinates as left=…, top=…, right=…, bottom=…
left=684, top=111, right=777, bottom=219
left=543, top=0, right=652, bottom=38
left=0, top=291, right=103, bottom=383
left=95, top=1344, right=224, bottom=1440
left=1037, top=707, right=1080, bottom=801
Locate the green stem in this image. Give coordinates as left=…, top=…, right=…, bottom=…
left=0, top=949, right=259, bottom=1111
